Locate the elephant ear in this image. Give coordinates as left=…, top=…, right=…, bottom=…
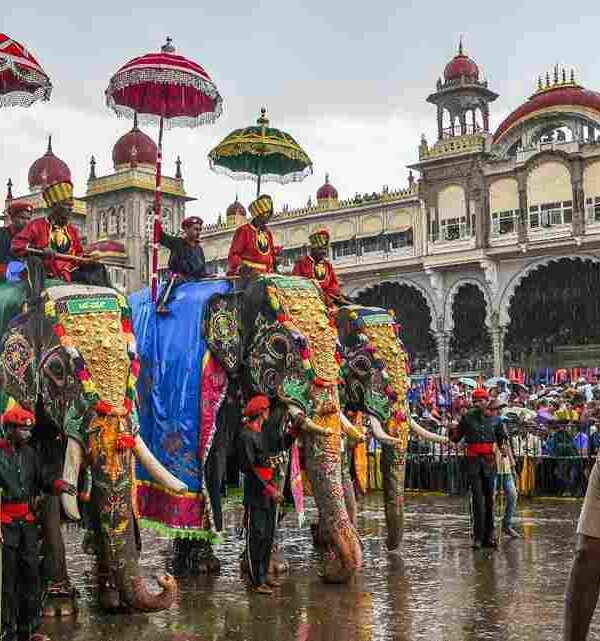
left=0, top=320, right=37, bottom=409
left=204, top=292, right=244, bottom=376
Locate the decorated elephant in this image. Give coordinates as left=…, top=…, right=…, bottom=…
left=337, top=305, right=447, bottom=553
left=0, top=283, right=186, bottom=614
left=131, top=274, right=365, bottom=583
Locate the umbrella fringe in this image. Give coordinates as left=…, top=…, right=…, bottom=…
left=208, top=163, right=313, bottom=185
left=108, top=101, right=222, bottom=129
left=0, top=87, right=51, bottom=107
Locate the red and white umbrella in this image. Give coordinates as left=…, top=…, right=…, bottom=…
left=0, top=32, right=52, bottom=107
left=106, top=37, right=223, bottom=301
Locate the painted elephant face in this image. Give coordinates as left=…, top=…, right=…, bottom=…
left=337, top=305, right=411, bottom=441
left=243, top=276, right=342, bottom=415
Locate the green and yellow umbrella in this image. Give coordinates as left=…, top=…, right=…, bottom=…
left=208, top=108, right=312, bottom=197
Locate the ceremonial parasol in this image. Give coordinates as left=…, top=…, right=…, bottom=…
left=0, top=32, right=52, bottom=107
left=208, top=108, right=312, bottom=197
left=105, top=37, right=222, bottom=301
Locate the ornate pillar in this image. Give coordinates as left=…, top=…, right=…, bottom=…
left=434, top=331, right=452, bottom=381
left=517, top=170, right=528, bottom=245
left=571, top=158, right=585, bottom=238
left=482, top=103, right=490, bottom=133
left=437, top=106, right=443, bottom=140
left=490, top=324, right=507, bottom=376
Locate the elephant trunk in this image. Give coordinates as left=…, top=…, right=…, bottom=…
left=116, top=567, right=178, bottom=612
left=301, top=411, right=363, bottom=583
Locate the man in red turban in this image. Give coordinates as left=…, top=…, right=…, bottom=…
left=292, top=228, right=344, bottom=306
left=0, top=404, right=76, bottom=641
left=0, top=202, right=32, bottom=281
left=156, top=215, right=207, bottom=313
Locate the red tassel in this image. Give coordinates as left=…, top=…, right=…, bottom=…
left=95, top=400, right=114, bottom=415
left=116, top=434, right=136, bottom=451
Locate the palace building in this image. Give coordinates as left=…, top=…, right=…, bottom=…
left=4, top=42, right=600, bottom=377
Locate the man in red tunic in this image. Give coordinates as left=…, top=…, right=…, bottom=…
left=0, top=202, right=32, bottom=281
left=12, top=181, right=108, bottom=294
left=227, top=195, right=281, bottom=279
left=292, top=228, right=344, bottom=306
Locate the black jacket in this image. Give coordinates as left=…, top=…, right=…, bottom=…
left=159, top=230, right=206, bottom=279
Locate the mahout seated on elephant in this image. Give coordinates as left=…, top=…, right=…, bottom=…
left=0, top=283, right=188, bottom=616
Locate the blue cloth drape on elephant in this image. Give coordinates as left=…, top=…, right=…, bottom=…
left=129, top=279, right=232, bottom=537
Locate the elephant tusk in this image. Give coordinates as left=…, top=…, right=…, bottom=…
left=134, top=435, right=188, bottom=494
left=61, top=437, right=83, bottom=521
left=369, top=415, right=402, bottom=447
left=339, top=412, right=366, bottom=441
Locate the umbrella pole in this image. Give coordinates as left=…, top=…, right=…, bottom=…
left=256, top=173, right=261, bottom=198
left=152, top=115, right=164, bottom=303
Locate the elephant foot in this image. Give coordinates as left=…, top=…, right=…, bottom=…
left=173, top=538, right=221, bottom=576
left=42, top=582, right=78, bottom=618
left=240, top=552, right=250, bottom=580
left=320, top=549, right=353, bottom=584
left=268, top=544, right=289, bottom=575
left=98, top=582, right=121, bottom=612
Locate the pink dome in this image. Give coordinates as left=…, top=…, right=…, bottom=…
left=317, top=174, right=338, bottom=200
left=226, top=197, right=247, bottom=219
left=112, top=122, right=158, bottom=168
left=28, top=136, right=71, bottom=190
left=444, top=54, right=479, bottom=82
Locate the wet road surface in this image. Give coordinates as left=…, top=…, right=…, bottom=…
left=45, top=493, right=589, bottom=641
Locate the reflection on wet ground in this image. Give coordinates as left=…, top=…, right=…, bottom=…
left=46, top=493, right=590, bottom=641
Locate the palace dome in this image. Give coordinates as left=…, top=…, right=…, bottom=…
left=444, top=52, right=479, bottom=82
left=493, top=81, right=600, bottom=143
left=226, top=197, right=247, bottom=219
left=28, top=136, right=71, bottom=190
left=112, top=121, right=158, bottom=169
left=317, top=174, right=338, bottom=201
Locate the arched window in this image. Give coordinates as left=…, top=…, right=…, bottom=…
left=489, top=178, right=519, bottom=237
left=98, top=211, right=108, bottom=237
left=161, top=208, right=171, bottom=234
left=436, top=185, right=469, bottom=241
left=145, top=207, right=154, bottom=240
left=527, top=162, right=573, bottom=229
left=584, top=161, right=600, bottom=224
left=118, top=206, right=127, bottom=236
left=108, top=207, right=118, bottom=235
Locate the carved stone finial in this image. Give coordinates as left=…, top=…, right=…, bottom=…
left=458, top=35, right=463, bottom=56
left=546, top=72, right=550, bottom=87
left=408, top=170, right=415, bottom=187
left=571, top=68, right=575, bottom=83
left=537, top=75, right=542, bottom=91
left=89, top=156, right=97, bottom=181
left=47, top=134, right=53, bottom=154
left=562, top=67, right=567, bottom=83
left=257, top=107, right=269, bottom=127
left=6, top=177, right=13, bottom=201
left=175, top=156, right=182, bottom=179
left=161, top=37, right=175, bottom=53
left=553, top=64, right=559, bottom=84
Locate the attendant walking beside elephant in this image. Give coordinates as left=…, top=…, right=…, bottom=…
left=0, top=406, right=76, bottom=641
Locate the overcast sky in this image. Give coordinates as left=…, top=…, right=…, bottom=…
left=3, top=1, right=600, bottom=223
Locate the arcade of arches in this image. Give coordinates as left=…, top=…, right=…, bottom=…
left=505, top=258, right=600, bottom=370
left=351, top=260, right=600, bottom=378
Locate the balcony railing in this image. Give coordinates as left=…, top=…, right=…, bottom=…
left=429, top=223, right=473, bottom=242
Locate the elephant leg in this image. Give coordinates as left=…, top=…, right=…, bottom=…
left=39, top=496, right=77, bottom=617
left=564, top=534, right=600, bottom=641
left=341, top=449, right=358, bottom=528
left=381, top=445, right=406, bottom=554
